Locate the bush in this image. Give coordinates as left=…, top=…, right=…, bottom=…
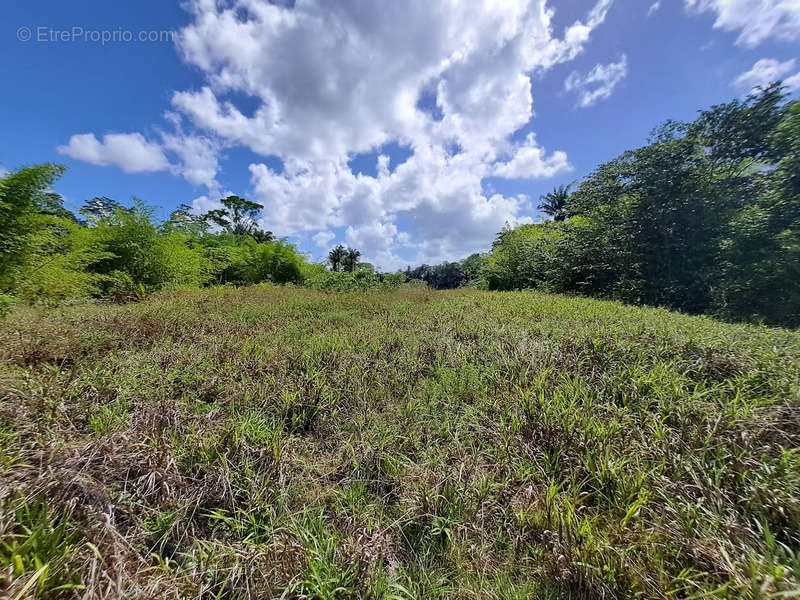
left=403, top=278, right=429, bottom=289
left=13, top=217, right=108, bottom=305
left=157, top=233, right=213, bottom=289
left=0, top=293, right=15, bottom=318
left=241, top=239, right=304, bottom=284
left=0, top=164, right=66, bottom=290
left=200, top=235, right=305, bottom=286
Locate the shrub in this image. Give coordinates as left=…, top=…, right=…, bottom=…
left=13, top=217, right=108, bottom=305
left=0, top=293, right=15, bottom=318
left=0, top=164, right=66, bottom=290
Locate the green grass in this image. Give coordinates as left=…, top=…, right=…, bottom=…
left=0, top=286, right=798, bottom=598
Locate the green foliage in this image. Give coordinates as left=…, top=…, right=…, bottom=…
left=0, top=164, right=66, bottom=290
left=342, top=247, right=361, bottom=272
left=0, top=501, right=84, bottom=598
left=404, top=261, right=465, bottom=289
left=401, top=254, right=486, bottom=290
left=85, top=200, right=210, bottom=297
left=2, top=87, right=797, bottom=327
left=199, top=234, right=305, bottom=285
left=202, top=194, right=273, bottom=240
left=327, top=244, right=363, bottom=272
left=79, top=196, right=124, bottom=223
left=537, top=183, right=573, bottom=222
left=285, top=514, right=358, bottom=599
left=327, top=244, right=347, bottom=272
left=483, top=86, right=800, bottom=326
left=161, top=203, right=209, bottom=237
left=460, top=253, right=486, bottom=281
left=0, top=293, right=15, bottom=318
left=13, top=217, right=109, bottom=304
left=482, top=223, right=562, bottom=291
left=1, top=184, right=309, bottom=304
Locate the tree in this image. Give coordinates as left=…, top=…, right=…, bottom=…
left=342, top=247, right=362, bottom=272
left=538, top=183, right=572, bottom=222
left=38, top=192, right=79, bottom=222
left=328, top=244, right=346, bottom=271
left=483, top=224, right=562, bottom=291
left=162, top=203, right=208, bottom=237
left=404, top=261, right=466, bottom=289
left=0, top=163, right=66, bottom=289
left=80, top=196, right=125, bottom=223
left=460, top=253, right=486, bottom=282
left=483, top=85, right=799, bottom=325
left=202, top=195, right=273, bottom=241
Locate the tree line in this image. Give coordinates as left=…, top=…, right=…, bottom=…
left=476, top=83, right=798, bottom=326
left=0, top=181, right=307, bottom=305
left=1, top=84, right=797, bottom=325
left=394, top=84, right=798, bottom=326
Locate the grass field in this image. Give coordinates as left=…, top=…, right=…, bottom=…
left=1, top=286, right=799, bottom=599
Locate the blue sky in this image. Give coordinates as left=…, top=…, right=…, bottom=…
left=2, top=0, right=799, bottom=269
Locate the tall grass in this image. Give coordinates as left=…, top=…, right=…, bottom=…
left=0, top=286, right=798, bottom=598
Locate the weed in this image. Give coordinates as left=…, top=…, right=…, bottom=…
left=0, top=287, right=798, bottom=598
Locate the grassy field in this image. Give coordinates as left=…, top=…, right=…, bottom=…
left=1, top=286, right=798, bottom=599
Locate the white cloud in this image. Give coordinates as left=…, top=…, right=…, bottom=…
left=346, top=222, right=398, bottom=254
left=58, top=129, right=222, bottom=192
left=648, top=2, right=662, bottom=16
left=60, top=0, right=614, bottom=264
left=734, top=57, right=800, bottom=91
left=190, top=194, right=220, bottom=215
left=685, top=0, right=800, bottom=46
left=58, top=133, right=170, bottom=174
left=493, top=134, right=572, bottom=179
left=312, top=230, right=335, bottom=248
left=564, top=55, right=628, bottom=107
left=161, top=131, right=221, bottom=191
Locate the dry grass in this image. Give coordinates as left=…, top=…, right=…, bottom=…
left=1, top=285, right=798, bottom=599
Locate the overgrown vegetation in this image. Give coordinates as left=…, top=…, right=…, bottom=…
left=0, top=187, right=309, bottom=304
left=1, top=86, right=798, bottom=325
left=480, top=85, right=800, bottom=327
left=1, top=83, right=798, bottom=597
left=1, top=286, right=798, bottom=598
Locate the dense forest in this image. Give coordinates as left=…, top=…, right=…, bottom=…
left=1, top=85, right=798, bottom=325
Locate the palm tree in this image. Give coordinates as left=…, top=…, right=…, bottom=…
left=538, top=183, right=573, bottom=222
left=342, top=248, right=362, bottom=272
left=328, top=244, right=346, bottom=271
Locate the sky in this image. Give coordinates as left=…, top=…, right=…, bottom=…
left=2, top=0, right=800, bottom=270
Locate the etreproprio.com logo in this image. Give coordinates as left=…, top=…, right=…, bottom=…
left=17, top=26, right=174, bottom=45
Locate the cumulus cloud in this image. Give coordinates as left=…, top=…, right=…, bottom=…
left=648, top=2, right=662, bottom=16
left=734, top=57, right=800, bottom=91
left=493, top=134, right=572, bottom=179
left=564, top=55, right=628, bottom=107
left=60, top=0, right=614, bottom=264
left=177, top=0, right=613, bottom=263
left=346, top=222, right=398, bottom=254
left=161, top=131, right=221, bottom=191
left=58, top=128, right=222, bottom=191
left=312, top=230, right=335, bottom=248
left=58, top=133, right=169, bottom=174
left=685, top=0, right=800, bottom=46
